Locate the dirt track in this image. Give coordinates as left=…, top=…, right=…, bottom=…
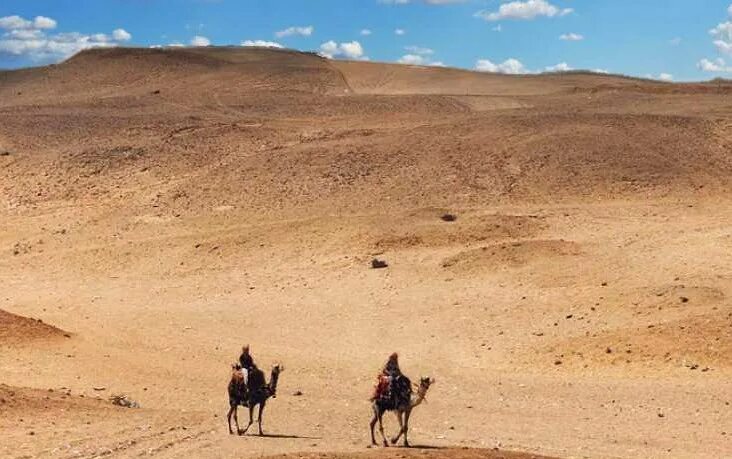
left=1, top=47, right=731, bottom=459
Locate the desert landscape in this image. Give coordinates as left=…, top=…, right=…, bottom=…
left=1, top=47, right=731, bottom=459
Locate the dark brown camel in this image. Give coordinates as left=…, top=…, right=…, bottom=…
left=370, top=375, right=434, bottom=447
left=227, top=363, right=283, bottom=436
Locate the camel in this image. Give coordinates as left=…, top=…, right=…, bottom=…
left=370, top=375, right=435, bottom=448
left=227, top=363, right=283, bottom=436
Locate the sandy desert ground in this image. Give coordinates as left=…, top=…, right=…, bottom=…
left=0, top=47, right=731, bottom=459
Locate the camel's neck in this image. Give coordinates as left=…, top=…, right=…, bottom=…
left=268, top=370, right=280, bottom=394
left=410, top=388, right=427, bottom=408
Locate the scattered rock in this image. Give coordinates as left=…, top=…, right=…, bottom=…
left=93, top=387, right=106, bottom=391
left=109, top=394, right=140, bottom=408
left=680, top=296, right=689, bottom=303
left=606, top=347, right=613, bottom=354
left=554, top=359, right=563, bottom=365
left=440, top=213, right=457, bottom=222
left=293, top=390, right=303, bottom=396
left=152, top=89, right=161, bottom=95
left=0, top=150, right=10, bottom=157
left=371, top=258, right=388, bottom=269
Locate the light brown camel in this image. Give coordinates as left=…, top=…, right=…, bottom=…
left=227, top=363, right=283, bottom=436
left=370, top=375, right=434, bottom=447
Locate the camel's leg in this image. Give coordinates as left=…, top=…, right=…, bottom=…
left=402, top=408, right=412, bottom=448
left=390, top=410, right=405, bottom=445
left=241, top=404, right=255, bottom=435
left=377, top=411, right=389, bottom=447
left=369, top=405, right=379, bottom=446
left=233, top=405, right=241, bottom=435
left=227, top=405, right=236, bottom=435
left=257, top=401, right=266, bottom=436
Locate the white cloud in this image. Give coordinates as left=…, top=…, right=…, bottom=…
left=475, top=58, right=528, bottom=74
left=34, top=16, right=57, bottom=30
left=167, top=43, right=185, bottom=48
left=545, top=62, right=572, bottom=72
left=275, top=25, right=313, bottom=38
left=319, top=40, right=366, bottom=60
left=399, top=54, right=428, bottom=65
left=729, top=4, right=732, bottom=17
left=0, top=15, right=132, bottom=61
left=492, top=25, right=502, bottom=32
left=658, top=73, right=673, bottom=81
left=476, top=0, right=573, bottom=22
left=669, top=37, right=681, bottom=46
left=242, top=40, right=283, bottom=48
left=0, top=15, right=57, bottom=30
left=360, top=29, right=372, bottom=36
left=645, top=72, right=673, bottom=81
left=395, top=28, right=406, bottom=35
left=190, top=35, right=210, bottom=46
left=112, top=28, right=132, bottom=42
left=397, top=54, right=445, bottom=66
left=404, top=45, right=433, bottom=55
left=592, top=68, right=609, bottom=74
left=698, top=57, right=732, bottom=73
left=711, top=21, right=732, bottom=54
left=559, top=33, right=583, bottom=41
left=0, top=16, right=32, bottom=30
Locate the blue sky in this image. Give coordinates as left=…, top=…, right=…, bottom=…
left=2, top=0, right=732, bottom=81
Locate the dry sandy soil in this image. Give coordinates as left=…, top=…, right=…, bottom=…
left=1, top=47, right=731, bottom=459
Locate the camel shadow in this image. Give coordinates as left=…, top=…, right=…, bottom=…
left=400, top=445, right=448, bottom=450
left=245, top=433, right=322, bottom=440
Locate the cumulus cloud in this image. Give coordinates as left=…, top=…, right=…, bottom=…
left=190, top=35, right=210, bottom=46
left=112, top=28, right=132, bottom=41
left=711, top=21, right=732, bottom=54
left=658, top=73, right=673, bottom=81
left=398, top=54, right=428, bottom=65
left=698, top=57, right=732, bottom=73
left=0, top=15, right=57, bottom=30
left=475, top=58, right=528, bottom=74
left=476, top=0, right=573, bottom=22
left=275, top=25, right=313, bottom=38
left=0, top=15, right=132, bottom=62
left=360, top=29, right=372, bottom=36
left=559, top=33, right=583, bottom=41
left=241, top=39, right=283, bottom=48
left=319, top=40, right=366, bottom=60
left=545, top=62, right=572, bottom=72
left=395, top=28, right=406, bottom=35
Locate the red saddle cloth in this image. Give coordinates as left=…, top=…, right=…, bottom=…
left=371, top=375, right=391, bottom=401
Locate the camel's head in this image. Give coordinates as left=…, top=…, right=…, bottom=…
left=269, top=364, right=284, bottom=396
left=418, top=376, right=435, bottom=393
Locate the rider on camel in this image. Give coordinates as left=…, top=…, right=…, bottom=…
left=371, top=352, right=403, bottom=401
left=239, top=345, right=255, bottom=373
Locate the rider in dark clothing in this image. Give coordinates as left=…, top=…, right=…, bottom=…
left=246, top=363, right=266, bottom=393
left=239, top=345, right=254, bottom=372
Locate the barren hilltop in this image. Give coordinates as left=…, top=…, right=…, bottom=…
left=1, top=47, right=730, bottom=459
